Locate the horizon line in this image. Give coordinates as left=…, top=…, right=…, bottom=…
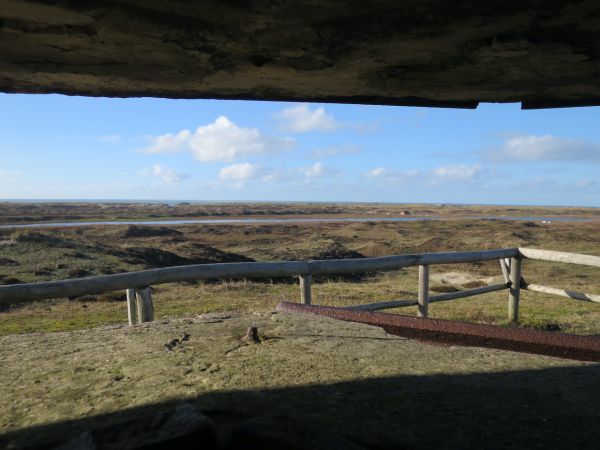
left=1, top=198, right=599, bottom=209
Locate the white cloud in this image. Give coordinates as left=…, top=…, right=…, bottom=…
left=141, top=116, right=294, bottom=162
left=141, top=164, right=190, bottom=184
left=304, top=162, right=341, bottom=178
left=367, top=167, right=388, bottom=178
left=0, top=170, right=21, bottom=182
left=365, top=167, right=420, bottom=189
left=219, top=163, right=274, bottom=181
left=484, top=135, right=600, bottom=162
left=366, top=164, right=486, bottom=189
left=143, top=130, right=192, bottom=154
left=366, top=167, right=420, bottom=179
left=99, top=134, right=122, bottom=143
left=220, top=162, right=342, bottom=186
left=274, top=104, right=340, bottom=133
left=431, top=164, right=482, bottom=181
left=305, top=162, right=325, bottom=177
left=309, top=145, right=361, bottom=158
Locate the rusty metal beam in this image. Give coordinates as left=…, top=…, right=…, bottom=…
left=276, top=302, right=600, bottom=362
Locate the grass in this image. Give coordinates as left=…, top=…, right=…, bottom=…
left=1, top=209, right=600, bottom=337
left=3, top=271, right=600, bottom=337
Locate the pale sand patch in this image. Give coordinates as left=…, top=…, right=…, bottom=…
left=430, top=271, right=497, bottom=286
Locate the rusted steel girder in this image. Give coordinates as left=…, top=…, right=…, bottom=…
left=276, top=302, right=600, bottom=362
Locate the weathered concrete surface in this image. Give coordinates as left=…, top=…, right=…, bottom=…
left=1, top=1, right=600, bottom=107
left=1, top=312, right=599, bottom=449
left=55, top=403, right=218, bottom=450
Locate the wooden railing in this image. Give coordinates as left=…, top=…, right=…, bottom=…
left=0, top=247, right=598, bottom=326
left=518, top=248, right=600, bottom=307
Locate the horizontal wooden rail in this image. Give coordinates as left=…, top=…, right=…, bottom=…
left=0, top=261, right=309, bottom=305
left=346, top=282, right=510, bottom=312
left=0, top=248, right=519, bottom=306
left=343, top=300, right=418, bottom=311
left=523, top=283, right=600, bottom=304
left=2, top=246, right=599, bottom=327
left=429, top=282, right=510, bottom=303
left=309, top=248, right=519, bottom=275
left=519, top=248, right=600, bottom=268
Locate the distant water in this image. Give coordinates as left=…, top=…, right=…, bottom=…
left=3, top=199, right=600, bottom=208
left=0, top=215, right=596, bottom=229
left=477, top=216, right=595, bottom=222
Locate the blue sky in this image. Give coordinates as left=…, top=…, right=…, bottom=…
left=1, top=93, right=599, bottom=206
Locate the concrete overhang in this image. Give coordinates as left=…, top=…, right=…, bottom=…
left=1, top=0, right=600, bottom=108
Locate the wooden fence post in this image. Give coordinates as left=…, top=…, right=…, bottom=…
left=499, top=259, right=510, bottom=284
left=418, top=265, right=430, bottom=318
left=508, top=257, right=523, bottom=322
left=135, top=286, right=154, bottom=323
left=126, top=288, right=137, bottom=326
left=299, top=274, right=312, bottom=305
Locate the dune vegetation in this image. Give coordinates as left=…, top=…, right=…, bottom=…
left=1, top=203, right=600, bottom=337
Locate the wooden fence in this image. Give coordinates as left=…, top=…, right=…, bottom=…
left=0, top=247, right=598, bottom=325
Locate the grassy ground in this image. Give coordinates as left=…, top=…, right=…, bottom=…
left=1, top=210, right=600, bottom=336
left=4, top=275, right=599, bottom=337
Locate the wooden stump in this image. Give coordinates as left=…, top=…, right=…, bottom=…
left=135, top=286, right=154, bottom=323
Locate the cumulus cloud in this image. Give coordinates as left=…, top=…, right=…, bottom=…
left=219, top=163, right=275, bottom=181
left=309, top=145, right=361, bottom=158
left=366, top=167, right=388, bottom=178
left=141, top=116, right=295, bottom=162
left=143, top=130, right=191, bottom=154
left=219, top=162, right=342, bottom=186
left=0, top=170, right=21, bottom=182
left=366, top=164, right=485, bottom=189
left=274, top=104, right=341, bottom=133
left=483, top=135, right=600, bottom=162
left=366, top=167, right=420, bottom=186
left=431, top=164, right=482, bottom=181
left=141, top=164, right=190, bottom=184
left=303, top=162, right=341, bottom=178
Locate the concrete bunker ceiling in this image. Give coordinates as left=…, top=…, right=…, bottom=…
left=1, top=1, right=600, bottom=109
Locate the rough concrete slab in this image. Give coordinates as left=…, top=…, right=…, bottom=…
left=2, top=1, right=600, bottom=107
left=1, top=311, right=599, bottom=449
